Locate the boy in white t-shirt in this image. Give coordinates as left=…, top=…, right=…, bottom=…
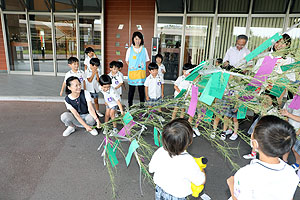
left=98, top=75, right=124, bottom=135
left=155, top=54, right=166, bottom=80
left=108, top=61, right=124, bottom=96
left=227, top=115, right=299, bottom=200
left=84, top=47, right=98, bottom=71
left=144, top=62, right=164, bottom=110
left=85, top=58, right=103, bottom=117
left=149, top=118, right=206, bottom=200
left=116, top=61, right=126, bottom=92
left=60, top=57, right=86, bottom=96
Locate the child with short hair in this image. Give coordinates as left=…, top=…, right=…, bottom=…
left=85, top=57, right=103, bottom=117
left=144, top=62, right=164, bottom=109
left=155, top=54, right=166, bottom=79
left=116, top=61, right=126, bottom=92
left=172, top=63, right=193, bottom=120
left=84, top=47, right=98, bottom=71
left=227, top=115, right=298, bottom=200
left=108, top=61, right=124, bottom=96
left=60, top=57, right=86, bottom=96
left=98, top=75, right=124, bottom=135
left=149, top=118, right=206, bottom=200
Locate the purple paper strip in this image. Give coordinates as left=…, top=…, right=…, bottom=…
left=249, top=56, right=278, bottom=87
left=187, top=85, right=199, bottom=117
left=288, top=94, right=300, bottom=109
left=118, top=120, right=136, bottom=136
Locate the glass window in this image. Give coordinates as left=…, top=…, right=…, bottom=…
left=253, top=0, right=289, bottom=14
left=248, top=17, right=284, bottom=52
left=3, top=0, right=26, bottom=11
left=218, top=0, right=250, bottom=14
left=291, top=0, right=300, bottom=13
left=214, top=17, right=247, bottom=60
left=78, top=0, right=102, bottom=12
left=157, top=0, right=184, bottom=13
left=5, top=14, right=30, bottom=71
left=188, top=0, right=215, bottom=13
left=184, top=17, right=213, bottom=65
left=55, top=15, right=77, bottom=73
left=79, top=16, right=101, bottom=70
left=287, top=17, right=300, bottom=50
left=157, top=16, right=183, bottom=80
left=29, top=15, right=53, bottom=73
left=28, top=0, right=51, bottom=11
left=54, top=0, right=74, bottom=12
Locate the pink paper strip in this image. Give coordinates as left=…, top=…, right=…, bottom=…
left=249, top=56, right=278, bottom=87
left=288, top=94, right=300, bottom=110
left=187, top=85, right=199, bottom=117
left=118, top=120, right=136, bottom=136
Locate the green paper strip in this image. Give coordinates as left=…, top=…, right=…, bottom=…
left=185, top=61, right=206, bottom=81
left=123, top=112, right=133, bottom=125
left=269, top=78, right=289, bottom=97
left=125, top=139, right=139, bottom=166
left=175, top=89, right=187, bottom=98
left=199, top=76, right=215, bottom=105
left=280, top=61, right=300, bottom=72
left=245, top=85, right=257, bottom=92
left=245, top=33, right=282, bottom=62
left=204, top=109, right=214, bottom=122
left=198, top=74, right=212, bottom=93
left=237, top=105, right=247, bottom=120
left=113, top=139, right=120, bottom=150
left=153, top=127, right=160, bottom=147
left=209, top=72, right=230, bottom=99
left=106, top=144, right=119, bottom=168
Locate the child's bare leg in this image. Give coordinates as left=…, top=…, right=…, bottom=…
left=110, top=109, right=116, bottom=128
left=180, top=108, right=185, bottom=118
left=194, top=113, right=203, bottom=128
left=94, top=98, right=99, bottom=111
left=292, top=148, right=300, bottom=164
left=233, top=117, right=239, bottom=134
left=213, top=116, right=220, bottom=130
left=172, top=107, right=178, bottom=120
left=105, top=108, right=110, bottom=123
left=223, top=116, right=229, bottom=131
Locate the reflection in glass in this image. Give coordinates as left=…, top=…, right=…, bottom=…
left=3, top=0, right=25, bottom=11
left=5, top=14, right=30, bottom=71
left=157, top=17, right=183, bottom=80
left=55, top=15, right=77, bottom=73
left=184, top=17, right=213, bottom=65
left=188, top=0, right=214, bottom=13
left=214, top=17, right=247, bottom=60
left=55, top=0, right=74, bottom=12
left=78, top=0, right=102, bottom=12
left=30, top=15, right=53, bottom=72
left=28, top=0, right=51, bottom=11
left=79, top=16, right=101, bottom=69
left=248, top=18, right=283, bottom=52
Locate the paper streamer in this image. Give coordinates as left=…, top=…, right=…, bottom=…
left=203, top=109, right=214, bottom=122
left=185, top=61, right=206, bottom=81
left=175, top=89, right=187, bottom=98
left=288, top=94, right=300, bottom=110
left=188, top=85, right=199, bottom=117
left=248, top=56, right=279, bottom=87
left=199, top=76, right=215, bottom=105
left=245, top=33, right=282, bottom=62
left=237, top=105, right=247, bottom=119
left=125, top=139, right=139, bottom=166
left=118, top=120, right=136, bottom=136
left=198, top=74, right=212, bottom=93
left=209, top=72, right=230, bottom=99
left=153, top=127, right=160, bottom=147
left=106, top=144, right=119, bottom=168
left=123, top=112, right=133, bottom=125
left=281, top=61, right=300, bottom=72
left=269, top=78, right=289, bottom=97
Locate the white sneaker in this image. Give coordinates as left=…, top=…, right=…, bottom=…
left=89, top=129, right=98, bottom=136
left=229, top=133, right=238, bottom=141
left=243, top=153, right=256, bottom=159
left=193, top=127, right=201, bottom=136
left=210, top=132, right=216, bottom=139
left=103, top=128, right=108, bottom=135
left=115, top=113, right=119, bottom=117
left=193, top=133, right=196, bottom=138
left=225, top=129, right=233, bottom=135
left=158, top=115, right=165, bottom=122
left=63, top=126, right=75, bottom=137
left=96, top=110, right=104, bottom=117
left=220, top=132, right=226, bottom=141
left=113, top=128, right=118, bottom=134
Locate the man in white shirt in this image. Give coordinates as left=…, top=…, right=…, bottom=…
left=223, top=35, right=251, bottom=70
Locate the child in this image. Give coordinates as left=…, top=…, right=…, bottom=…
left=60, top=76, right=100, bottom=136
left=171, top=63, right=193, bottom=120
left=98, top=75, right=124, bottom=135
left=149, top=118, right=206, bottom=200
left=108, top=61, right=124, bottom=96
left=84, top=47, right=98, bottom=71
left=155, top=54, right=166, bottom=79
left=60, top=57, right=86, bottom=96
left=116, top=61, right=126, bottom=92
left=227, top=115, right=298, bottom=200
left=215, top=58, right=223, bottom=66
left=144, top=62, right=164, bottom=109
left=85, top=58, right=103, bottom=117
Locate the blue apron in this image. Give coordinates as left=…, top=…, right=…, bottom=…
left=128, top=46, right=146, bottom=86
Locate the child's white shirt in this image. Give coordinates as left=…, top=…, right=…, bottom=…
left=84, top=55, right=98, bottom=71
left=284, top=99, right=300, bottom=131
left=64, top=70, right=86, bottom=89
left=108, top=71, right=124, bottom=95
left=233, top=158, right=299, bottom=200
left=174, top=75, right=192, bottom=97
left=144, top=74, right=164, bottom=99
left=149, top=147, right=205, bottom=198
left=85, top=68, right=100, bottom=93
left=99, top=86, right=120, bottom=108
left=158, top=63, right=166, bottom=79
